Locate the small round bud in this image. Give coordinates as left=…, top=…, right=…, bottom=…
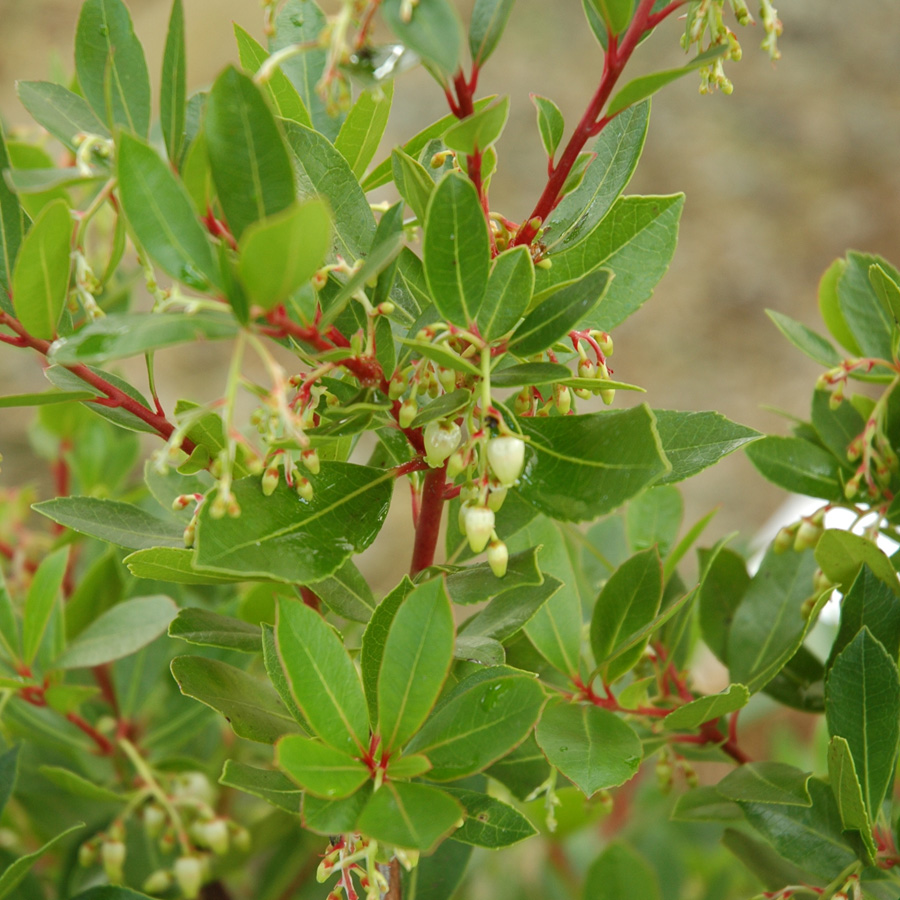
left=773, top=525, right=795, bottom=554
left=487, top=540, right=509, bottom=578
left=143, top=869, right=173, bottom=895
left=388, top=370, right=408, bottom=400
left=174, top=855, right=204, bottom=899
left=312, top=268, right=329, bottom=290
left=578, top=357, right=596, bottom=379
left=463, top=505, right=495, bottom=553
left=800, top=595, right=818, bottom=620
left=202, top=819, right=229, bottom=856
left=813, top=567, right=836, bottom=596
left=793, top=517, right=823, bottom=552
left=183, top=519, right=197, bottom=549
left=514, top=388, right=533, bottom=416
left=143, top=803, right=166, bottom=837
left=230, top=823, right=251, bottom=853
left=556, top=385, right=571, bottom=416
left=597, top=332, right=614, bottom=357
left=262, top=465, right=280, bottom=496
left=487, top=483, right=507, bottom=512
left=172, top=772, right=215, bottom=806
left=446, top=448, right=468, bottom=480
left=399, top=398, right=417, bottom=429
left=78, top=840, right=98, bottom=867
left=437, top=366, right=457, bottom=394
left=296, top=477, right=314, bottom=501
left=301, top=448, right=320, bottom=475
left=376, top=301, right=395, bottom=316
left=172, top=494, right=193, bottom=511
left=101, top=840, right=126, bottom=883
left=599, top=388, right=616, bottom=406
left=487, top=435, right=526, bottom=487
left=424, top=420, right=462, bottom=468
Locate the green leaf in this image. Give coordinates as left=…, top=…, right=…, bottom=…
left=302, top=784, right=373, bottom=836
left=469, top=0, right=516, bottom=66
left=0, top=822, right=84, bottom=900
left=0, top=390, right=96, bottom=408
left=443, top=547, right=543, bottom=605
left=717, top=762, right=812, bottom=806
left=409, top=389, right=471, bottom=429
left=385, top=753, right=432, bottom=780
left=670, top=785, right=742, bottom=823
left=15, top=81, right=110, bottom=151
left=665, top=684, right=749, bottom=732
left=653, top=410, right=761, bottom=484
left=399, top=337, right=482, bottom=376
left=607, top=45, right=728, bottom=116
left=402, top=833, right=473, bottom=900
left=277, top=735, right=370, bottom=799
left=516, top=406, right=670, bottom=522
left=454, top=634, right=504, bottom=666
left=727, top=547, right=822, bottom=693
left=171, top=655, right=303, bottom=743
left=535, top=698, right=642, bottom=796
left=391, top=147, right=435, bottom=224
left=0, top=746, right=20, bottom=817
left=12, top=198, right=71, bottom=340
left=626, top=484, right=682, bottom=557
left=543, top=101, right=649, bottom=253
left=237, top=200, right=331, bottom=310
left=737, top=778, right=858, bottom=881
left=423, top=172, right=490, bottom=327
left=766, top=309, right=842, bottom=368
left=38, top=765, right=125, bottom=804
left=22, top=547, right=68, bottom=667
left=811, top=389, right=863, bottom=470
left=125, top=547, right=243, bottom=584
left=490, top=361, right=570, bottom=387
left=381, top=0, right=463, bottom=76
left=535, top=194, right=684, bottom=330
left=583, top=842, right=660, bottom=900
left=818, top=257, right=861, bottom=355
left=0, top=569, right=18, bottom=664
left=194, top=465, right=392, bottom=583
left=5, top=165, right=104, bottom=198
left=335, top=82, right=394, bottom=178
left=116, top=133, right=220, bottom=291
left=744, top=436, right=844, bottom=501
left=168, top=607, right=261, bottom=653
left=276, top=597, right=369, bottom=754
left=33, top=497, right=183, bottom=550
left=591, top=548, right=663, bottom=679
left=443, top=787, right=536, bottom=848
left=49, top=312, right=237, bottom=365
left=406, top=669, right=545, bottom=780
left=0, top=123, right=25, bottom=304
left=460, top=577, right=561, bottom=643
left=54, top=595, right=176, bottom=668
left=827, top=736, right=876, bottom=860
left=476, top=247, right=535, bottom=341
left=869, top=262, right=900, bottom=326
left=443, top=97, right=510, bottom=156
left=205, top=66, right=295, bottom=240
left=219, top=759, right=300, bottom=813
left=160, top=0, right=186, bottom=163
left=75, top=0, right=150, bottom=135
left=837, top=252, right=897, bottom=359
left=826, top=628, right=900, bottom=821
left=282, top=120, right=376, bottom=261
left=378, top=577, right=454, bottom=753
left=588, top=0, right=634, bottom=34
left=815, top=529, right=900, bottom=597
left=233, top=24, right=311, bottom=127
left=721, top=829, right=822, bottom=892
left=509, top=266, right=611, bottom=356
left=531, top=94, right=565, bottom=160
left=358, top=781, right=463, bottom=852
left=311, top=560, right=377, bottom=623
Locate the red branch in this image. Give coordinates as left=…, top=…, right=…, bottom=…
left=409, top=465, right=446, bottom=576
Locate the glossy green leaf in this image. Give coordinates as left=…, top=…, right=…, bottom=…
left=460, top=577, right=561, bottom=643
left=171, top=655, right=303, bottom=743
left=827, top=736, right=876, bottom=860
left=485, top=734, right=552, bottom=801
left=277, top=735, right=369, bottom=799
left=665, top=683, right=749, bottom=732
left=727, top=546, right=821, bottom=693
left=837, top=251, right=897, bottom=359
left=443, top=547, right=543, bottom=605
left=233, top=24, right=311, bottom=127
left=509, top=266, right=611, bottom=356
left=195, top=466, right=391, bottom=583
left=517, top=406, right=670, bottom=522
left=5, top=142, right=70, bottom=219
left=543, top=101, right=649, bottom=252
left=378, top=577, right=454, bottom=753
left=237, top=200, right=331, bottom=310
left=219, top=759, right=300, bottom=813
left=34, top=497, right=183, bottom=550
left=815, top=529, right=900, bottom=597
left=717, top=762, right=812, bottom=806
left=12, top=198, right=71, bottom=340
left=491, top=362, right=570, bottom=387
left=763, top=645, right=825, bottom=714
left=168, top=607, right=261, bottom=653
left=311, top=560, right=377, bottom=623
left=357, top=781, right=463, bottom=852
left=469, top=0, right=515, bottom=65
left=583, top=842, right=660, bottom=900
left=535, top=194, right=684, bottom=330
left=381, top=0, right=462, bottom=76
left=125, top=547, right=243, bottom=584
left=38, top=765, right=125, bottom=804
left=424, top=172, right=490, bottom=327
left=0, top=123, right=25, bottom=304
left=0, top=390, right=96, bottom=408
left=385, top=753, right=432, bottom=780
left=409, top=389, right=470, bottom=429
left=302, top=784, right=373, bottom=836
left=160, top=0, right=186, bottom=163
left=535, top=698, right=642, bottom=796
left=22, top=547, right=68, bottom=667
left=531, top=94, right=565, bottom=160
left=205, top=66, right=294, bottom=240
left=117, top=133, right=220, bottom=291
left=54, top=595, right=176, bottom=668
left=591, top=547, right=663, bottom=677
left=607, top=45, right=728, bottom=116
left=744, top=435, right=844, bottom=501
left=698, top=544, right=748, bottom=663
left=75, top=0, right=150, bottom=135
left=335, top=82, right=394, bottom=178
left=818, top=257, right=860, bottom=355
left=670, top=785, right=742, bottom=823
left=766, top=309, right=842, bottom=368
left=443, top=787, right=536, bottom=848
left=391, top=147, right=435, bottom=224
left=588, top=0, right=634, bottom=33
left=406, top=669, right=545, bottom=780
left=721, top=828, right=823, bottom=892
left=826, top=628, right=900, bottom=820
left=15, top=81, right=110, bottom=151
left=870, top=262, right=900, bottom=326
left=49, top=312, right=236, bottom=365
left=653, top=410, right=761, bottom=484
left=283, top=120, right=376, bottom=261
left=811, top=389, right=863, bottom=470
left=474, top=247, right=535, bottom=340
left=276, top=597, right=368, bottom=754
left=0, top=822, right=84, bottom=900
left=625, top=484, right=682, bottom=557
left=443, top=97, right=510, bottom=155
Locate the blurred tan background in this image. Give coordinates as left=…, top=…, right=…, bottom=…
left=1, top=0, right=899, bottom=549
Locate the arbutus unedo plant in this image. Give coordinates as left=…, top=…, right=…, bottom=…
left=3, top=1, right=898, bottom=899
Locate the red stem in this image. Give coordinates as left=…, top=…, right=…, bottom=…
left=409, top=465, right=446, bottom=576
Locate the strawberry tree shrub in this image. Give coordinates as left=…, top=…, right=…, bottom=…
left=3, top=1, right=899, bottom=899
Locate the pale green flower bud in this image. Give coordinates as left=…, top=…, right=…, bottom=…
left=174, top=855, right=203, bottom=899
left=446, top=448, right=468, bottom=480
left=143, top=803, right=166, bottom=837
left=487, top=540, right=508, bottom=578
left=202, top=818, right=229, bottom=856
left=424, top=420, right=462, bottom=468
left=296, top=477, right=314, bottom=501
left=399, top=398, right=417, bottom=429
left=262, top=465, right=280, bottom=496
left=793, top=517, right=823, bottom=552
left=487, top=436, right=525, bottom=487
left=463, top=505, right=495, bottom=553
left=143, top=869, right=173, bottom=895
left=301, top=449, right=320, bottom=475
left=487, top=483, right=507, bottom=511
left=773, top=525, right=795, bottom=554
left=101, top=840, right=126, bottom=884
